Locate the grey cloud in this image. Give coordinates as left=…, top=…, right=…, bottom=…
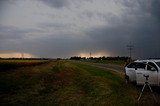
left=82, top=11, right=108, bottom=20
left=32, top=36, right=93, bottom=58
left=0, top=0, right=15, bottom=9
left=86, top=24, right=160, bottom=58
left=40, top=0, right=69, bottom=8
left=0, top=34, right=92, bottom=58
left=38, top=22, right=74, bottom=30
left=137, top=0, right=160, bottom=20
left=82, top=11, right=95, bottom=19
left=85, top=0, right=160, bottom=59
left=151, top=0, right=160, bottom=19
left=86, top=25, right=130, bottom=56
left=0, top=25, right=46, bottom=55
left=40, top=0, right=94, bottom=9
left=122, top=0, right=160, bottom=22
left=0, top=23, right=90, bottom=57
left=0, top=0, right=17, bottom=21
left=0, top=25, right=25, bottom=39
left=1, top=0, right=160, bottom=59
left=0, top=25, right=45, bottom=40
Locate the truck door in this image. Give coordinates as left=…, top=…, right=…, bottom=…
left=126, top=63, right=137, bottom=82
left=135, top=63, right=147, bottom=85
left=146, top=62, right=158, bottom=85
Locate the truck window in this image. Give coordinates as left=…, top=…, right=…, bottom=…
left=136, top=63, right=146, bottom=69
left=147, top=62, right=158, bottom=71
left=127, top=63, right=136, bottom=68
left=156, top=62, right=160, bottom=68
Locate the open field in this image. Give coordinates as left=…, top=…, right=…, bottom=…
left=0, top=60, right=50, bottom=71
left=0, top=60, right=159, bottom=105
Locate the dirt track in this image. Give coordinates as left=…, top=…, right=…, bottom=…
left=74, top=61, right=124, bottom=73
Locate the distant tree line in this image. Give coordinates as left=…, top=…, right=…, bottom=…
left=70, top=56, right=86, bottom=60
left=70, top=56, right=129, bottom=61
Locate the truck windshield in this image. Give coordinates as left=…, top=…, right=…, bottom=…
left=156, top=62, right=160, bottom=68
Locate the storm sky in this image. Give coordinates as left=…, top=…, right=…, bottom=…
left=0, top=0, right=160, bottom=59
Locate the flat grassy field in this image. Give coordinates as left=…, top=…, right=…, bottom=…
left=81, top=60, right=127, bottom=66
left=0, top=60, right=158, bottom=105
left=0, top=60, right=49, bottom=71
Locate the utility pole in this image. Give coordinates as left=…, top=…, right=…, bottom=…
left=127, top=42, right=134, bottom=61
left=89, top=52, right=92, bottom=58
left=21, top=53, right=24, bottom=59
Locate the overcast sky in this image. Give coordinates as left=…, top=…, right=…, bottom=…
left=0, top=0, right=160, bottom=59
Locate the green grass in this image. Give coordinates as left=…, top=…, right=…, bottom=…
left=81, top=60, right=127, bottom=66
left=69, top=62, right=137, bottom=105
left=0, top=60, right=138, bottom=105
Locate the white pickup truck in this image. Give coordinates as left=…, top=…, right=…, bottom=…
left=125, top=59, right=160, bottom=86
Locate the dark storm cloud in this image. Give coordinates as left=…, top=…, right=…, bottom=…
left=124, top=0, right=160, bottom=58
left=0, top=24, right=47, bottom=55
left=30, top=37, right=86, bottom=58
left=86, top=25, right=130, bottom=56
left=0, top=0, right=6, bottom=10
left=0, top=0, right=16, bottom=10
left=150, top=0, right=160, bottom=20
left=0, top=0, right=11, bottom=10
left=0, top=34, right=92, bottom=58
left=122, top=0, right=160, bottom=21
left=0, top=25, right=44, bottom=40
left=40, top=0, right=69, bottom=8
left=86, top=0, right=160, bottom=59
left=1, top=0, right=160, bottom=58
left=38, top=22, right=74, bottom=30
left=0, top=0, right=16, bottom=20
left=30, top=36, right=94, bottom=58
left=0, top=25, right=25, bottom=39
left=0, top=23, right=89, bottom=57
